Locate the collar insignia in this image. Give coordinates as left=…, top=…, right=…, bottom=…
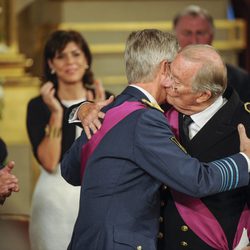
left=141, top=99, right=164, bottom=113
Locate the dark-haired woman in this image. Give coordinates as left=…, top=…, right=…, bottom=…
left=26, top=30, right=112, bottom=250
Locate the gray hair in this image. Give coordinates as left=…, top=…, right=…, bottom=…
left=180, top=44, right=227, bottom=98
left=124, top=29, right=179, bottom=83
left=173, top=5, right=214, bottom=32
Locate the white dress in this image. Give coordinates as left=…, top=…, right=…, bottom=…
left=29, top=99, right=84, bottom=250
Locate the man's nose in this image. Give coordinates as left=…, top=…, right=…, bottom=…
left=190, top=33, right=199, bottom=44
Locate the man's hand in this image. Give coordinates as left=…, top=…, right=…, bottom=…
left=0, top=161, right=19, bottom=199
left=238, top=124, right=250, bottom=157
left=78, top=96, right=114, bottom=139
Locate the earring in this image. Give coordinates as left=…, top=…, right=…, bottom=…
left=51, top=68, right=55, bottom=74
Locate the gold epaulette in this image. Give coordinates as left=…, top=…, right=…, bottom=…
left=244, top=102, right=250, bottom=113
left=170, top=137, right=187, bottom=153
left=141, top=99, right=164, bottom=113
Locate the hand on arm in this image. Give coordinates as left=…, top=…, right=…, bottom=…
left=38, top=82, right=63, bottom=172
left=78, top=95, right=114, bottom=139
left=238, top=124, right=250, bottom=166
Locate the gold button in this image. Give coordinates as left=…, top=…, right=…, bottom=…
left=137, top=246, right=142, bottom=250
left=181, top=225, right=189, bottom=232
left=180, top=241, right=188, bottom=247
left=159, top=216, right=164, bottom=223
left=157, top=232, right=164, bottom=239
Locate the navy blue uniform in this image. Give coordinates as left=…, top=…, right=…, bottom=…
left=61, top=86, right=249, bottom=250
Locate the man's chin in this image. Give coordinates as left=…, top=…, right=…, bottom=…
left=166, top=95, right=175, bottom=105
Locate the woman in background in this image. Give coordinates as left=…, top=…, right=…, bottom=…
left=26, top=30, right=112, bottom=250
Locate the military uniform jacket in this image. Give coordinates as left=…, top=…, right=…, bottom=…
left=162, top=87, right=250, bottom=250
left=61, top=86, right=249, bottom=250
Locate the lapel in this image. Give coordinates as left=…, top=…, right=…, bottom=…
left=184, top=87, right=242, bottom=157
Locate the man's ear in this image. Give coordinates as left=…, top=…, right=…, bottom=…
left=161, top=60, right=168, bottom=74
left=196, top=90, right=212, bottom=103
left=159, top=60, right=168, bottom=80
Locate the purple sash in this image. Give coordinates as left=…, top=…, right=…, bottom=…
left=166, top=108, right=250, bottom=250
left=172, top=190, right=229, bottom=249
left=80, top=101, right=145, bottom=180
left=164, top=107, right=180, bottom=139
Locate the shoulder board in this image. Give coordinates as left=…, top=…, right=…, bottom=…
left=141, top=99, right=164, bottom=113
left=244, top=102, right=250, bottom=114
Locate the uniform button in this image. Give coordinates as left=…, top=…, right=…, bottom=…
left=160, top=201, right=165, bottom=207
left=181, top=225, right=189, bottom=232
left=159, top=216, right=164, bottom=223
left=137, top=246, right=142, bottom=250
left=162, top=185, right=168, bottom=190
left=180, top=241, right=188, bottom=247
left=157, top=232, right=164, bottom=239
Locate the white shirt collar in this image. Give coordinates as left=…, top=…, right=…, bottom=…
left=190, top=96, right=227, bottom=130
left=130, top=84, right=158, bottom=104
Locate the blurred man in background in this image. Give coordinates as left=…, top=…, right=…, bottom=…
left=173, top=5, right=250, bottom=102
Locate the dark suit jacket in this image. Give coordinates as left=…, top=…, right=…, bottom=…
left=61, top=86, right=249, bottom=250
left=0, top=138, right=7, bottom=168
left=162, top=87, right=250, bottom=250
left=226, top=63, right=250, bottom=102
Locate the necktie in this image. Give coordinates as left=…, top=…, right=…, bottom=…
left=182, top=115, right=193, bottom=141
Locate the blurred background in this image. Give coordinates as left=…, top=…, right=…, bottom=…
left=0, top=0, right=249, bottom=249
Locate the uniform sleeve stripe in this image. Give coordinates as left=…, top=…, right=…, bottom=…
left=227, top=157, right=239, bottom=188
left=213, top=157, right=239, bottom=192
left=214, top=161, right=228, bottom=191
left=212, top=161, right=225, bottom=192
left=221, top=159, right=234, bottom=190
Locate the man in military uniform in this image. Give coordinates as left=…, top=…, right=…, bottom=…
left=61, top=30, right=250, bottom=250
left=160, top=44, right=250, bottom=249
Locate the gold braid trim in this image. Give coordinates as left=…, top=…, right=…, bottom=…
left=141, top=99, right=164, bottom=113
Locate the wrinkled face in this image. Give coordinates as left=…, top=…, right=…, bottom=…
left=166, top=55, right=202, bottom=114
left=49, top=42, right=88, bottom=84
left=175, top=15, right=213, bottom=48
